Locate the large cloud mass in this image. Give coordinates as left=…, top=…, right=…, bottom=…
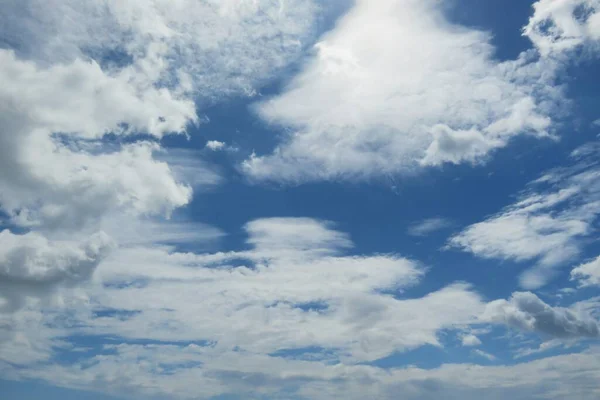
left=0, top=0, right=319, bottom=312
left=242, top=0, right=564, bottom=182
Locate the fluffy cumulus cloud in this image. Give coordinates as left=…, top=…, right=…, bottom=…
left=0, top=0, right=320, bottom=228
left=0, top=0, right=319, bottom=311
left=241, top=0, right=566, bottom=182
left=484, top=292, right=600, bottom=339
left=0, top=231, right=113, bottom=311
left=572, top=255, right=600, bottom=287
left=0, top=48, right=197, bottom=310
left=449, top=141, right=600, bottom=289
left=0, top=50, right=195, bottom=224
left=407, top=217, right=453, bottom=237
left=524, top=0, right=600, bottom=55
left=461, top=334, right=483, bottom=347
left=205, top=140, right=227, bottom=151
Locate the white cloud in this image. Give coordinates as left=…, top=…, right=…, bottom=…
left=449, top=141, right=600, bottom=288
left=88, top=218, right=482, bottom=363
left=3, top=2, right=600, bottom=399
left=462, top=334, right=482, bottom=347
left=0, top=230, right=113, bottom=311
left=154, top=148, right=223, bottom=189
left=1, top=219, right=486, bottom=376
left=205, top=140, right=227, bottom=151
left=408, top=217, right=453, bottom=237
left=571, top=255, right=600, bottom=286
left=572, top=296, right=600, bottom=320
left=3, top=218, right=600, bottom=399
left=0, top=2, right=234, bottom=322
left=524, top=0, right=600, bottom=56
left=0, top=17, right=331, bottom=398
left=0, top=308, right=64, bottom=366
left=0, top=50, right=197, bottom=138
left=244, top=217, right=353, bottom=257
left=513, top=339, right=564, bottom=359
left=0, top=0, right=319, bottom=233
left=483, top=292, right=600, bottom=339
left=242, top=0, right=559, bottom=182
left=1, top=0, right=318, bottom=102
left=420, top=126, right=503, bottom=167
left=4, top=341, right=600, bottom=400
left=0, top=49, right=199, bottom=233
left=473, top=349, right=497, bottom=361
left=0, top=2, right=320, bottom=303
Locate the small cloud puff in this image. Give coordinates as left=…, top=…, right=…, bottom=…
left=571, top=255, right=600, bottom=287
left=205, top=140, right=227, bottom=151
left=473, top=349, right=496, bottom=361
left=0, top=230, right=114, bottom=311
left=461, top=334, right=482, bottom=347
left=408, top=217, right=453, bottom=237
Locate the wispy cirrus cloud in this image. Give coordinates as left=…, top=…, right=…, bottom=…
left=408, top=217, right=453, bottom=237
left=449, top=141, right=600, bottom=289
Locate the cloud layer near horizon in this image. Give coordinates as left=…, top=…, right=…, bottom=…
left=3, top=217, right=600, bottom=399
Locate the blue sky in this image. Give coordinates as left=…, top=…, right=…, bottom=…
left=1, top=0, right=600, bottom=399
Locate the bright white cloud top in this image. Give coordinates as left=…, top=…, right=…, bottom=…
left=243, top=0, right=562, bottom=182
left=1, top=0, right=600, bottom=399
left=524, top=0, right=600, bottom=55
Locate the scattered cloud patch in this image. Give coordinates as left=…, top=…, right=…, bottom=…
left=205, top=140, right=227, bottom=151
left=513, top=339, right=564, bottom=359
left=484, top=292, right=600, bottom=339
left=462, top=334, right=483, bottom=347
left=524, top=0, right=600, bottom=56
left=449, top=141, right=600, bottom=288
left=0, top=230, right=113, bottom=311
left=408, top=218, right=453, bottom=237
left=571, top=255, right=600, bottom=287
left=89, top=218, right=482, bottom=363
left=473, top=349, right=497, bottom=361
